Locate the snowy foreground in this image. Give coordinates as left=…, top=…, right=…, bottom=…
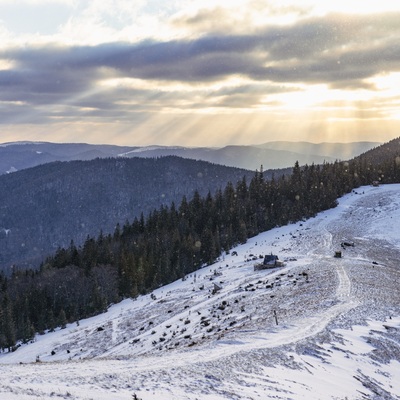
left=1, top=184, right=400, bottom=400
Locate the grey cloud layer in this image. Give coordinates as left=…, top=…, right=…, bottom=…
left=0, top=12, right=399, bottom=121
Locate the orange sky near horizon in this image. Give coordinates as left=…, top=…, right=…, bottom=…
left=0, top=0, right=399, bottom=146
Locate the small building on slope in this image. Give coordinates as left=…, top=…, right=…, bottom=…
left=254, top=253, right=284, bottom=271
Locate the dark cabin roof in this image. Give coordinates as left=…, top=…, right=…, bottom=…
left=264, top=254, right=278, bottom=264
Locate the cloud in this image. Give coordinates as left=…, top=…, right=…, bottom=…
left=5, top=13, right=400, bottom=83
left=0, top=11, right=399, bottom=130
left=0, top=0, right=75, bottom=4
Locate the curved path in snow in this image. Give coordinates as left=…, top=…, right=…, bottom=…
left=101, top=222, right=359, bottom=370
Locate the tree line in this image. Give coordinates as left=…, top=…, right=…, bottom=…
left=1, top=139, right=400, bottom=351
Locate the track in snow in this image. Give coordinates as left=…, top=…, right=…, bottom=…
left=1, top=184, right=399, bottom=400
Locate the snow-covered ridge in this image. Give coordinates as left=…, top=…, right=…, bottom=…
left=1, top=184, right=399, bottom=400
left=0, top=141, right=47, bottom=147
left=118, top=145, right=193, bottom=157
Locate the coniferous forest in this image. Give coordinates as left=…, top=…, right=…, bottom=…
left=1, top=137, right=400, bottom=351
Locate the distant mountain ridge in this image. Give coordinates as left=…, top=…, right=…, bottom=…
left=0, top=140, right=381, bottom=174
left=106, top=141, right=382, bottom=170
left=0, top=142, right=137, bottom=175
left=254, top=141, right=381, bottom=160
left=120, top=145, right=335, bottom=170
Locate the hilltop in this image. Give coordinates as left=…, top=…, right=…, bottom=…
left=1, top=183, right=399, bottom=400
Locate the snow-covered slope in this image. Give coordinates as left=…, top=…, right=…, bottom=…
left=1, top=184, right=399, bottom=400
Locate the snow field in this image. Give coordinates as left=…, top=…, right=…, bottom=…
left=0, top=184, right=399, bottom=399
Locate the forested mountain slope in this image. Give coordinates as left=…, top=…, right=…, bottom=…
left=1, top=137, right=399, bottom=349
left=0, top=156, right=257, bottom=271
left=354, top=136, right=400, bottom=166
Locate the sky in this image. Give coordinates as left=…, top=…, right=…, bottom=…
left=0, top=0, right=399, bottom=147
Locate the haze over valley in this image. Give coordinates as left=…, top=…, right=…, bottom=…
left=0, top=140, right=381, bottom=175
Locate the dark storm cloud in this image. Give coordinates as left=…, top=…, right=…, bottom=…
left=0, top=60, right=98, bottom=104
left=0, top=11, right=399, bottom=122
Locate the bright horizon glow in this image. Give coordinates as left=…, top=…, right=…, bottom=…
left=0, top=0, right=399, bottom=147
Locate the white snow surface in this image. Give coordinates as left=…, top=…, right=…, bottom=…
left=1, top=184, right=400, bottom=400
left=118, top=146, right=188, bottom=156
left=0, top=141, right=46, bottom=147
